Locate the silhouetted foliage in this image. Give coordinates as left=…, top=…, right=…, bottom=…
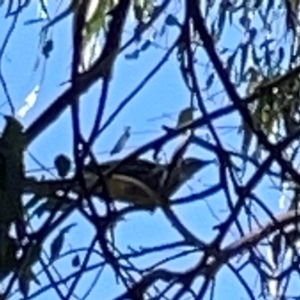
left=1, top=0, right=300, bottom=299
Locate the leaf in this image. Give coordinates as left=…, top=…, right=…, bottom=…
left=159, top=24, right=166, bottom=37
left=80, top=33, right=101, bottom=71
left=176, top=107, right=194, bottom=128
left=54, top=154, right=71, bottom=178
left=241, top=121, right=253, bottom=156
left=17, top=85, right=39, bottom=118
left=60, top=223, right=76, bottom=235
left=31, top=202, right=49, bottom=218
left=278, top=46, right=284, bottom=65
left=50, top=223, right=76, bottom=262
left=271, top=234, right=282, bottom=267
left=25, top=195, right=41, bottom=210
left=125, top=50, right=139, bottom=60
left=31, top=197, right=70, bottom=218
left=140, top=40, right=152, bottom=52
left=72, top=255, right=80, bottom=267
left=260, top=38, right=275, bottom=49
left=240, top=43, right=249, bottom=80
left=165, top=14, right=180, bottom=27
left=239, top=15, right=251, bottom=29
left=18, top=272, right=30, bottom=298
left=254, top=0, right=263, bottom=8
left=226, top=50, right=237, bottom=73
left=50, top=232, right=64, bottom=262
left=110, top=126, right=131, bottom=155
left=218, top=6, right=226, bottom=34
left=24, top=18, right=45, bottom=25
left=248, top=28, right=257, bottom=43
left=205, top=73, right=214, bottom=89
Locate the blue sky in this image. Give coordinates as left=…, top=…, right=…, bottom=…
left=0, top=1, right=290, bottom=299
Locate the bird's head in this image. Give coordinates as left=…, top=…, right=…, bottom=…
left=162, top=157, right=213, bottom=198
left=180, top=157, right=213, bottom=180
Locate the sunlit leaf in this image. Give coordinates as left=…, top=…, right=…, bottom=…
left=17, top=85, right=39, bottom=118
left=80, top=33, right=101, bottom=71
left=54, top=154, right=71, bottom=178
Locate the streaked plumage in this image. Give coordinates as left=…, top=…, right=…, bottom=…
left=25, top=157, right=212, bottom=211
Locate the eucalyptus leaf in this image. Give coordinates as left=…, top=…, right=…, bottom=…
left=32, top=202, right=50, bottom=218
left=176, top=107, right=194, bottom=128
left=240, top=43, right=249, bottom=79
left=50, top=223, right=76, bottom=262
left=24, top=18, right=45, bottom=25
left=218, top=6, right=226, bottom=34
left=165, top=14, right=180, bottom=27
left=140, top=40, right=152, bottom=52
left=125, top=50, right=140, bottom=60
left=50, top=232, right=64, bottom=262
left=25, top=194, right=42, bottom=210
left=60, top=223, right=77, bottom=235
left=206, top=73, right=214, bottom=89
left=226, top=50, right=237, bottom=73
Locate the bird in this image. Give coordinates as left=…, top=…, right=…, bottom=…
left=24, top=157, right=212, bottom=211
